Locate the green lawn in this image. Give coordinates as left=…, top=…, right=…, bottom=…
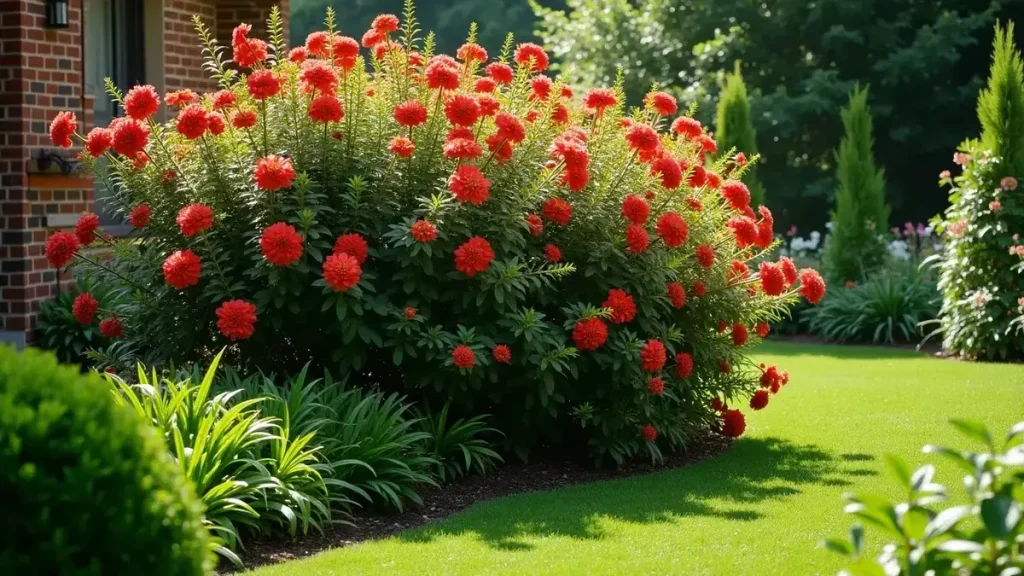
left=249, top=343, right=1024, bottom=575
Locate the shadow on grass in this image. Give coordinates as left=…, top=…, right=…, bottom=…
left=758, top=340, right=928, bottom=361
left=398, top=437, right=874, bottom=551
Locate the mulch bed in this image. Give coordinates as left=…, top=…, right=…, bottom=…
left=230, top=432, right=733, bottom=572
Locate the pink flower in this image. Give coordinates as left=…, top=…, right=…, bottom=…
left=938, top=170, right=951, bottom=180
left=948, top=220, right=968, bottom=238
left=1001, top=176, right=1018, bottom=191
left=953, top=152, right=970, bottom=166
left=990, top=200, right=1003, bottom=212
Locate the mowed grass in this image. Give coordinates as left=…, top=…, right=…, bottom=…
left=249, top=343, right=1024, bottom=576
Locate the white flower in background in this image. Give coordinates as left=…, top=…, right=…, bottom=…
left=970, top=288, right=993, bottom=309
left=824, top=222, right=833, bottom=231
left=887, top=240, right=911, bottom=262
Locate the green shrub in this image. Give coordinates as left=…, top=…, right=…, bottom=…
left=109, top=353, right=333, bottom=566
left=825, top=418, right=1024, bottom=574
left=414, top=402, right=504, bottom=482
left=823, top=85, right=890, bottom=284
left=932, top=22, right=1024, bottom=361
left=48, top=3, right=821, bottom=462
left=0, top=346, right=211, bottom=575
left=35, top=276, right=119, bottom=365
left=805, top=274, right=938, bottom=344
left=715, top=61, right=765, bottom=207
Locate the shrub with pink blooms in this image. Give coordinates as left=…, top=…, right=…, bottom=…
left=45, top=4, right=822, bottom=462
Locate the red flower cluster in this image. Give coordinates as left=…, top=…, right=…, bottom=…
left=255, top=155, right=296, bottom=191
left=323, top=253, right=362, bottom=292
left=656, top=212, right=688, bottom=248
left=759, top=261, right=786, bottom=296
left=247, top=70, right=282, bottom=100
left=454, top=236, right=494, bottom=277
left=449, top=164, right=491, bottom=205
left=799, top=269, right=827, bottom=304
left=639, top=339, right=666, bottom=372
left=755, top=322, right=770, bottom=338
left=675, top=352, right=693, bottom=379
left=692, top=280, right=707, bottom=297
left=543, top=198, right=572, bottom=226
left=721, top=181, right=751, bottom=212
left=390, top=136, right=415, bottom=157
left=176, top=104, right=209, bottom=139
left=602, top=289, right=636, bottom=324
left=583, top=88, right=617, bottom=113
left=721, top=409, right=746, bottom=437
left=651, top=156, right=682, bottom=189
left=176, top=204, right=214, bottom=237
left=667, top=282, right=686, bottom=309
left=84, top=127, right=113, bottom=157
left=309, top=94, right=344, bottom=123
left=645, top=92, right=677, bottom=116
left=260, top=223, right=304, bottom=266
left=544, top=244, right=562, bottom=263
left=573, top=317, right=608, bottom=351
left=411, top=220, right=437, bottom=243
left=111, top=118, right=149, bottom=157
left=99, top=316, right=123, bottom=338
left=732, top=323, right=748, bottom=346
left=49, top=111, right=76, bottom=148
left=395, top=100, right=429, bottom=127
left=625, top=224, right=649, bottom=254
left=671, top=116, right=702, bottom=139
left=779, top=256, right=799, bottom=287
left=621, top=194, right=650, bottom=224
left=216, top=299, right=257, bottom=340
left=526, top=214, right=544, bottom=236
left=74, top=213, right=99, bottom=246
left=124, top=85, right=160, bottom=120
left=163, top=250, right=201, bottom=290
left=452, top=345, right=476, bottom=369
left=647, top=377, right=665, bottom=395
left=232, top=23, right=268, bottom=68
left=45, top=232, right=79, bottom=269
left=514, top=43, right=549, bottom=72
left=129, top=204, right=151, bottom=229
left=695, top=244, right=715, bottom=268
left=749, top=389, right=770, bottom=410
left=492, top=344, right=512, bottom=364
left=72, top=293, right=99, bottom=325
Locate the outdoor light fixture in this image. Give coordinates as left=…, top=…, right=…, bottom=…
left=45, top=0, right=70, bottom=28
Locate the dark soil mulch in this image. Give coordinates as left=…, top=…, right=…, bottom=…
left=230, top=432, right=733, bottom=572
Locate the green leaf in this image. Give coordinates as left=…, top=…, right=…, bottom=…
left=925, top=505, right=971, bottom=541
left=935, top=540, right=986, bottom=553
left=981, top=496, right=1021, bottom=538
left=821, top=538, right=854, bottom=557
left=884, top=454, right=912, bottom=488
left=949, top=418, right=994, bottom=450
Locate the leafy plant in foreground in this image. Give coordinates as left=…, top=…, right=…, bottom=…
left=414, top=402, right=504, bottom=482
left=805, top=275, right=938, bottom=344
left=825, top=418, right=1024, bottom=575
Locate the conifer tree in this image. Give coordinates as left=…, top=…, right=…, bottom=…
left=823, top=85, right=889, bottom=283
left=715, top=61, right=765, bottom=207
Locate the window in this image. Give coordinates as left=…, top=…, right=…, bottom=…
left=84, top=0, right=146, bottom=228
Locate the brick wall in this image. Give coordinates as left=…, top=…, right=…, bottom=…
left=215, top=0, right=291, bottom=51
left=0, top=0, right=91, bottom=346
left=164, top=0, right=220, bottom=93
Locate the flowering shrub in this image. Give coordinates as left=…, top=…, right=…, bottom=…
left=45, top=4, right=822, bottom=462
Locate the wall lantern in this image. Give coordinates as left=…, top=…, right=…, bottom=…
left=46, top=0, right=70, bottom=29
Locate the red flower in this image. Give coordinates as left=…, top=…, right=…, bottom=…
left=457, top=42, right=488, bottom=63
left=651, top=156, right=683, bottom=189
left=667, top=282, right=686, bottom=309
left=692, top=280, right=707, bottom=297
left=443, top=138, right=483, bottom=160
left=495, top=112, right=526, bottom=144
left=779, top=256, right=798, bottom=287
left=645, top=91, right=677, bottom=116
left=454, top=236, right=495, bottom=277
left=175, top=104, right=208, bottom=140
left=551, top=104, right=569, bottom=124
left=621, top=194, right=650, bottom=225
left=728, top=260, right=751, bottom=284
left=573, top=317, right=608, bottom=351
left=602, top=288, right=636, bottom=324
left=526, top=214, right=544, bottom=237
left=639, top=339, right=666, bottom=372
left=755, top=205, right=774, bottom=249
left=74, top=213, right=99, bottom=246
left=695, top=244, right=715, bottom=269
left=625, top=224, right=649, bottom=254
left=452, top=345, right=476, bottom=369
left=625, top=123, right=660, bottom=152
left=404, top=307, right=417, bottom=319
left=799, top=268, right=826, bottom=304
left=232, top=24, right=268, bottom=68
left=671, top=116, right=702, bottom=139
left=255, top=155, right=296, bottom=191
left=124, top=85, right=160, bottom=120
left=705, top=171, right=722, bottom=189
left=260, top=223, right=304, bottom=266
left=163, top=250, right=201, bottom=290
left=759, top=261, right=786, bottom=296
left=721, top=409, right=746, bottom=437
left=425, top=59, right=460, bottom=90
left=647, top=377, right=665, bottom=395
left=99, top=316, right=123, bottom=338
left=49, top=111, right=76, bottom=148
left=411, top=220, right=437, bottom=243
left=207, top=113, right=225, bottom=136
left=390, top=135, right=416, bottom=157
left=732, top=323, right=749, bottom=346
left=165, top=89, right=198, bottom=108
left=721, top=181, right=751, bottom=211
left=514, top=42, right=549, bottom=72
left=305, top=31, right=331, bottom=56
left=176, top=204, right=213, bottom=237
left=656, top=212, right=688, bottom=248
left=449, top=164, right=491, bottom=206
left=477, top=94, right=500, bottom=116
left=717, top=320, right=728, bottom=333
left=216, top=299, right=257, bottom=340
left=711, top=397, right=725, bottom=413
left=641, top=425, right=658, bottom=442
left=394, top=99, right=429, bottom=127
left=447, top=127, right=475, bottom=141
left=309, top=94, right=344, bottom=123
left=697, top=134, right=718, bottom=155
left=544, top=244, right=562, bottom=263
left=371, top=13, right=400, bottom=34
left=543, top=198, right=572, bottom=226
left=675, top=352, right=693, bottom=379
left=530, top=75, right=553, bottom=100
left=755, top=322, right=770, bottom=338
left=445, top=94, right=481, bottom=127
left=288, top=46, right=308, bottom=63
left=362, top=28, right=384, bottom=48
left=718, top=359, right=731, bottom=374
left=84, top=127, right=113, bottom=157
left=486, top=133, right=513, bottom=163
left=486, top=62, right=514, bottom=84
left=728, top=216, right=759, bottom=249
left=735, top=152, right=748, bottom=167
left=232, top=109, right=258, bottom=129
left=334, top=233, right=369, bottom=265
left=129, top=204, right=151, bottom=229
left=247, top=70, right=283, bottom=100
left=211, top=90, right=236, bottom=110
left=492, top=344, right=512, bottom=364
left=750, top=390, right=769, bottom=411
left=111, top=118, right=149, bottom=157
left=72, top=293, right=99, bottom=325
left=323, top=252, right=362, bottom=292
left=332, top=36, right=361, bottom=69
left=583, top=88, right=617, bottom=113
left=685, top=197, right=703, bottom=212
left=761, top=365, right=782, bottom=392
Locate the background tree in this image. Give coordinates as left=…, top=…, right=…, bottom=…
left=823, top=86, right=889, bottom=283
left=535, top=0, right=1021, bottom=232
left=715, top=61, right=765, bottom=207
